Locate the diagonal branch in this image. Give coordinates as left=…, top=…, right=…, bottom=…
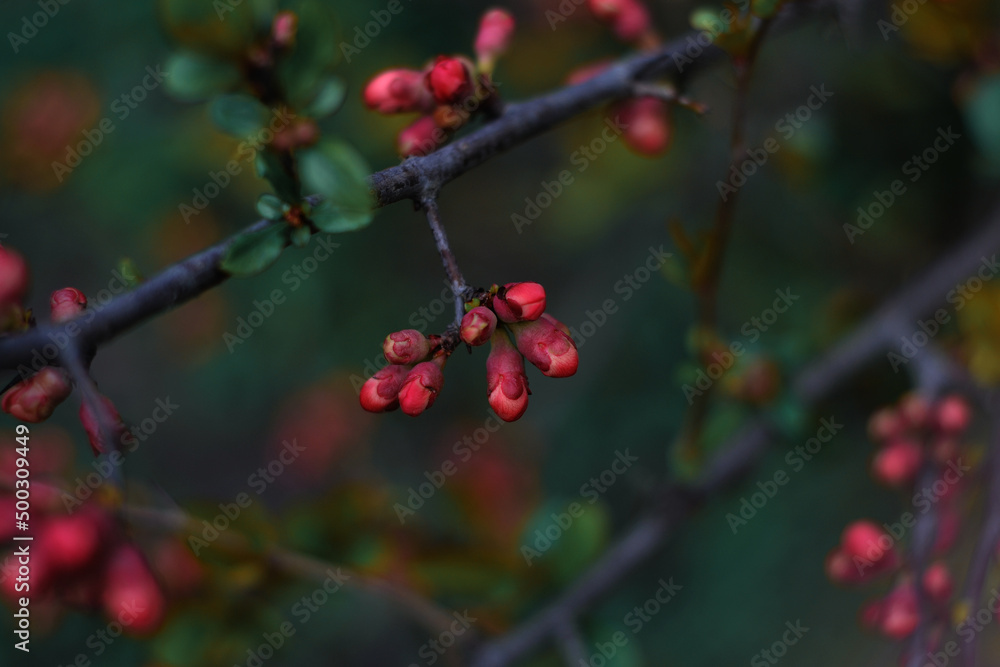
left=468, top=204, right=1000, bottom=667
left=0, top=2, right=835, bottom=372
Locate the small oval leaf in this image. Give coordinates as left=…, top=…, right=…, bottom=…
left=164, top=51, right=241, bottom=102
left=299, top=141, right=373, bottom=233
left=256, top=194, right=286, bottom=220
left=303, top=77, right=347, bottom=119
left=220, top=224, right=289, bottom=277
left=211, top=94, right=271, bottom=138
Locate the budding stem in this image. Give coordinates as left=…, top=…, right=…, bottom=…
left=421, top=196, right=469, bottom=324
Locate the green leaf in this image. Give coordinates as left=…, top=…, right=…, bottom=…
left=290, top=226, right=312, bottom=247
left=299, top=142, right=373, bottom=233
left=210, top=94, right=271, bottom=138
left=164, top=51, right=240, bottom=102
left=255, top=150, right=301, bottom=204
left=303, top=77, right=347, bottom=119
left=256, top=194, right=286, bottom=220
left=220, top=224, right=289, bottom=277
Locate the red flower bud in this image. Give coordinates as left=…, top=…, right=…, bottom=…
left=492, top=282, right=546, bottom=323
left=101, top=544, right=165, bottom=636
left=511, top=316, right=579, bottom=378
left=871, top=438, right=923, bottom=488
left=824, top=548, right=863, bottom=585
left=841, top=520, right=897, bottom=576
left=397, top=361, right=444, bottom=416
left=36, top=509, right=106, bottom=573
left=617, top=97, right=671, bottom=156
left=1, top=367, right=72, bottom=422
left=363, top=69, right=432, bottom=114
left=878, top=584, right=918, bottom=640
left=899, top=393, right=931, bottom=428
left=588, top=0, right=651, bottom=42
left=271, top=11, right=298, bottom=48
left=398, top=116, right=444, bottom=157
left=0, top=246, right=29, bottom=306
left=50, top=287, right=87, bottom=323
left=588, top=0, right=627, bottom=21
left=486, top=329, right=530, bottom=421
left=475, top=9, right=516, bottom=66
left=935, top=395, right=971, bottom=434
left=461, top=306, right=497, bottom=346
left=867, top=406, right=904, bottom=443
left=922, top=562, right=953, bottom=604
left=359, top=365, right=410, bottom=413
left=612, top=1, right=651, bottom=41
left=383, top=329, right=431, bottom=364
left=79, top=393, right=125, bottom=456
left=426, top=56, right=474, bottom=105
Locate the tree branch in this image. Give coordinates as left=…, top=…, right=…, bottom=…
left=0, top=10, right=754, bottom=371
left=468, top=203, right=1000, bottom=667
left=421, top=196, right=468, bottom=323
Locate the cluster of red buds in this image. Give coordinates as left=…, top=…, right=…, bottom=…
left=1, top=282, right=127, bottom=457
left=363, top=8, right=514, bottom=156
left=561, top=0, right=685, bottom=157
left=0, top=286, right=85, bottom=423
left=868, top=394, right=970, bottom=488
left=0, top=490, right=165, bottom=636
left=587, top=0, right=657, bottom=46
left=825, top=394, right=971, bottom=642
left=360, top=282, right=578, bottom=421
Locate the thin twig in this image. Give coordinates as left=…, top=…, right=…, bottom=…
left=422, top=196, right=468, bottom=323
left=681, top=18, right=774, bottom=462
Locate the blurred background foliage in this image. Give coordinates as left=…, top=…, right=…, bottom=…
left=2, top=0, right=1000, bottom=665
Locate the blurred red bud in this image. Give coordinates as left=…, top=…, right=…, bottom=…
left=383, top=329, right=431, bottom=364
left=868, top=406, right=904, bottom=443
left=50, top=287, right=87, bottom=323
left=879, top=584, right=918, bottom=640
left=360, top=365, right=410, bottom=413
left=0, top=246, right=29, bottom=306
left=101, top=544, right=165, bottom=636
left=398, top=361, right=444, bottom=416
left=617, top=97, right=671, bottom=156
left=271, top=11, right=298, bottom=48
left=461, top=307, right=497, bottom=346
left=363, top=69, right=432, bottom=114
left=79, top=393, right=125, bottom=456
left=922, top=562, right=953, bottom=604
left=872, top=438, right=923, bottom=488
left=475, top=9, right=515, bottom=66
left=840, top=520, right=897, bottom=577
left=486, top=329, right=530, bottom=421
left=935, top=395, right=971, bottom=434
left=2, top=367, right=72, bottom=423
left=612, top=0, right=651, bottom=41
left=398, top=116, right=443, bottom=157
